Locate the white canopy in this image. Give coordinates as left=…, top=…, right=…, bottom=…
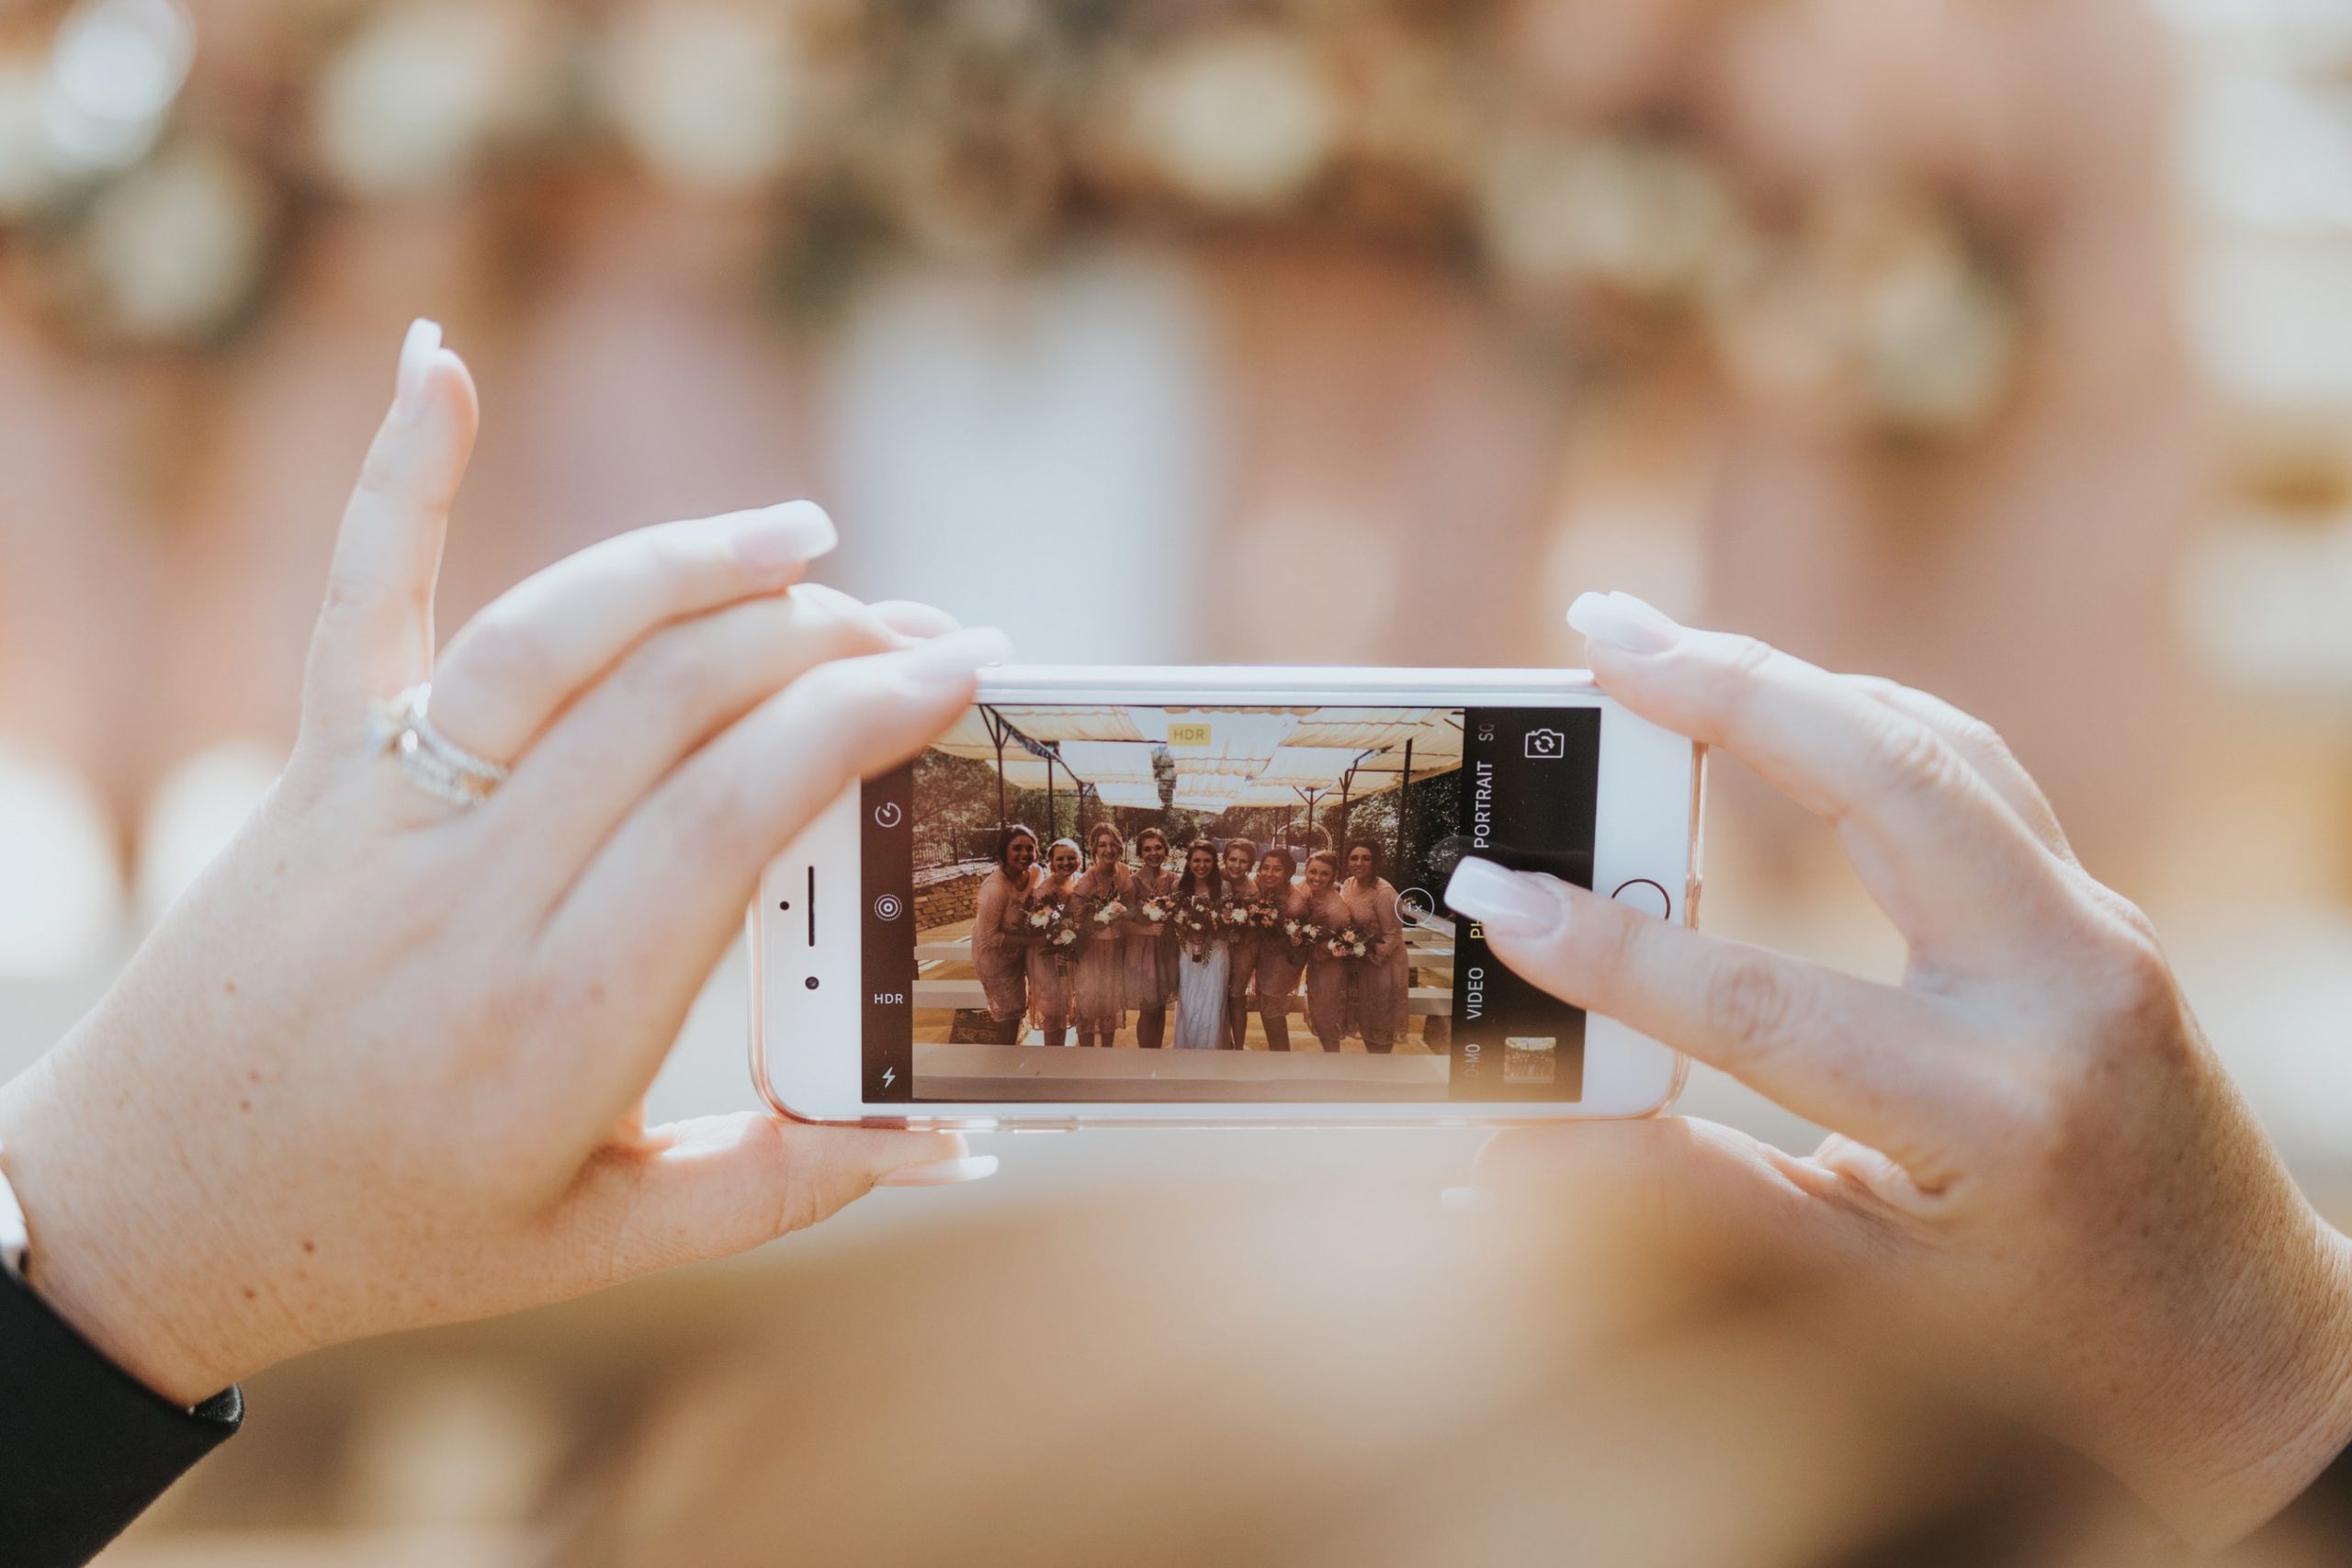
left=936, top=704, right=1462, bottom=805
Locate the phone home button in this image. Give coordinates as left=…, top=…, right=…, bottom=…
left=1610, top=878, right=1672, bottom=920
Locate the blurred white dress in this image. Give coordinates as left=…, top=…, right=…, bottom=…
left=1170, top=938, right=1229, bottom=1051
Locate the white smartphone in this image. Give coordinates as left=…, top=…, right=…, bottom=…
left=752, top=665, right=1703, bottom=1130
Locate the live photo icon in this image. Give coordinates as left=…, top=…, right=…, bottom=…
left=1523, top=727, right=1566, bottom=761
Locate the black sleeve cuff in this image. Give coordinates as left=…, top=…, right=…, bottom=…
left=0, top=1266, right=241, bottom=1567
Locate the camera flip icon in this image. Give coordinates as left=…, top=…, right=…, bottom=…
left=1523, top=727, right=1566, bottom=761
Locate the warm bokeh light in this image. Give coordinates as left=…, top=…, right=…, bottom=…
left=1, top=0, right=2348, bottom=1562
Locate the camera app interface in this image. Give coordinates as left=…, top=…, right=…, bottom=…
left=859, top=703, right=1599, bottom=1103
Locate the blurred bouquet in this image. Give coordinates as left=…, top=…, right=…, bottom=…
left=0, top=0, right=2020, bottom=437
left=1028, top=901, right=1081, bottom=973
left=1171, top=896, right=1222, bottom=963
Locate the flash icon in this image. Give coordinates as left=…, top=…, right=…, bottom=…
left=883, top=1066, right=897, bottom=1088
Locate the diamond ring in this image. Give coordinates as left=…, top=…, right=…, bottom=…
left=368, top=683, right=510, bottom=808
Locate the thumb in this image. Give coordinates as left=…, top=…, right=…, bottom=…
left=300, top=318, right=479, bottom=744
left=575, top=1115, right=993, bottom=1280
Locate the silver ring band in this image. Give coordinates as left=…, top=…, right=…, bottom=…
left=368, top=683, right=510, bottom=807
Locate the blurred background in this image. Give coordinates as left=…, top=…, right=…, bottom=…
left=2, top=0, right=2351, bottom=1561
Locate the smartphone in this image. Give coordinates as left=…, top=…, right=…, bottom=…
left=752, top=665, right=1702, bottom=1129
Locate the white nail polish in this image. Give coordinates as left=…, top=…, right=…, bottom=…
left=731, top=503, right=838, bottom=570
left=1566, top=591, right=1680, bottom=656
left=894, top=626, right=1013, bottom=696
left=393, top=318, right=442, bottom=421
left=876, top=1154, right=1000, bottom=1187
left=1443, top=857, right=1566, bottom=941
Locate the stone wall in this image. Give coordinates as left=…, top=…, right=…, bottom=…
left=914, top=863, right=990, bottom=931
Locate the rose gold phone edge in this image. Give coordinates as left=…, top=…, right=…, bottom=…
left=750, top=668, right=1704, bottom=1132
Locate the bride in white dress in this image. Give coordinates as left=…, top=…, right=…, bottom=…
left=1170, top=840, right=1231, bottom=1051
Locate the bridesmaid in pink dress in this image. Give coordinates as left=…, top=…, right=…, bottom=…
left=1220, top=838, right=1260, bottom=1048
left=1340, top=839, right=1410, bottom=1054
left=1298, top=851, right=1351, bottom=1052
left=1124, top=827, right=1178, bottom=1049
left=1023, top=839, right=1083, bottom=1047
left=970, top=825, right=1039, bottom=1043
left=1249, top=846, right=1313, bottom=1053
left=1069, top=822, right=1134, bottom=1048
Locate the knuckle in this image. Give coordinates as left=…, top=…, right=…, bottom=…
left=317, top=569, right=373, bottom=623
left=1701, top=635, right=1781, bottom=739
left=1702, top=951, right=1806, bottom=1060
left=2090, top=913, right=2178, bottom=1029
left=673, top=753, right=770, bottom=858
left=2096, top=889, right=2165, bottom=952
left=445, top=612, right=560, bottom=705
left=1940, top=706, right=2010, bottom=763
left=627, top=621, right=721, bottom=711
left=785, top=582, right=894, bottom=657
left=1869, top=713, right=1963, bottom=804
left=1721, top=634, right=1777, bottom=683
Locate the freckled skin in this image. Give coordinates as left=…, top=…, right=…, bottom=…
left=1474, top=612, right=2352, bottom=1546
left=0, top=338, right=985, bottom=1411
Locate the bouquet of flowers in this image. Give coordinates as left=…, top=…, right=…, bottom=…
left=1136, top=894, right=1175, bottom=928
left=1171, top=895, right=1224, bottom=963
left=1283, top=916, right=1326, bottom=953
left=1327, top=927, right=1370, bottom=963
left=1028, top=902, right=1083, bottom=973
left=1090, top=897, right=1127, bottom=933
left=1224, top=899, right=1254, bottom=934
left=1244, top=898, right=1283, bottom=932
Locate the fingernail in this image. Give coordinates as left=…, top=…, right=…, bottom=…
left=1439, top=1185, right=1479, bottom=1212
left=875, top=1154, right=1000, bottom=1187
left=731, top=502, right=838, bottom=570
left=393, top=318, right=442, bottom=422
left=894, top=626, right=1013, bottom=696
left=1444, top=858, right=1565, bottom=941
left=1566, top=591, right=1680, bottom=656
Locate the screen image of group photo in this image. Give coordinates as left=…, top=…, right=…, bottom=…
left=861, top=701, right=1600, bottom=1103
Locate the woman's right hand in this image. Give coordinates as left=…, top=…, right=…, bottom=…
left=1442, top=592, right=2352, bottom=1547
left=0, top=322, right=1001, bottom=1409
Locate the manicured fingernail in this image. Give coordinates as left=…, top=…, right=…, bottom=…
left=876, top=1154, right=1000, bottom=1187
left=894, top=626, right=1013, bottom=696
left=730, top=502, right=838, bottom=570
left=1439, top=1185, right=1479, bottom=1212
left=1444, top=858, right=1565, bottom=940
left=393, top=318, right=441, bottom=421
left=1566, top=591, right=1680, bottom=656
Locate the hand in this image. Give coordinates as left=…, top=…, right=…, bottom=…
left=1441, top=592, right=2352, bottom=1545
left=0, top=321, right=1000, bottom=1407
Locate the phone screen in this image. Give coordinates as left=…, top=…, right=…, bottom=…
left=859, top=702, right=1598, bottom=1104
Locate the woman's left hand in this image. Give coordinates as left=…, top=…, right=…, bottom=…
left=0, top=323, right=1000, bottom=1407
left=1442, top=592, right=2352, bottom=1546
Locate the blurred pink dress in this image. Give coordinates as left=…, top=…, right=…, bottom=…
left=1301, top=887, right=1352, bottom=1051
left=1225, top=872, right=1257, bottom=1046
left=1340, top=876, right=1409, bottom=1053
left=972, top=866, right=1036, bottom=1025
left=1069, top=864, right=1132, bottom=1037
left=1124, top=864, right=1177, bottom=1020
left=1252, top=882, right=1315, bottom=1052
left=1023, top=878, right=1078, bottom=1036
